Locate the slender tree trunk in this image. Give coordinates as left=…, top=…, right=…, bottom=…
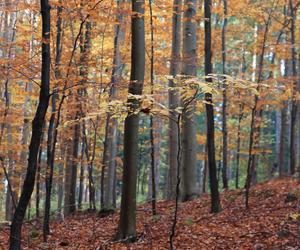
left=181, top=0, right=198, bottom=202
left=5, top=155, right=15, bottom=221
left=78, top=143, right=85, bottom=210
left=102, top=117, right=118, bottom=210
left=64, top=122, right=80, bottom=215
left=148, top=118, right=161, bottom=208
left=148, top=0, right=157, bottom=215
left=57, top=143, right=65, bottom=220
left=9, top=0, right=50, bottom=248
left=279, top=106, right=288, bottom=176
left=288, top=0, right=298, bottom=175
left=82, top=119, right=97, bottom=211
left=221, top=0, right=228, bottom=189
left=5, top=148, right=15, bottom=221
left=169, top=114, right=182, bottom=250
left=235, top=105, right=243, bottom=189
left=78, top=20, right=95, bottom=211
left=2, top=2, right=18, bottom=222
left=236, top=53, right=246, bottom=189
left=202, top=145, right=208, bottom=193
left=245, top=13, right=272, bottom=208
left=63, top=14, right=92, bottom=216
left=36, top=127, right=45, bottom=219
left=167, top=0, right=182, bottom=200
left=102, top=0, right=124, bottom=210
left=116, top=0, right=145, bottom=240
left=43, top=3, right=62, bottom=240
left=36, top=148, right=41, bottom=219
left=204, top=0, right=221, bottom=213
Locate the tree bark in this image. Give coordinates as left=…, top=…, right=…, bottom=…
left=9, top=0, right=50, bottom=248
left=82, top=119, right=97, bottom=210
left=288, top=0, right=298, bottom=175
left=148, top=0, right=157, bottom=215
left=116, top=0, right=145, bottom=240
left=78, top=143, right=85, bottom=210
left=245, top=12, right=272, bottom=208
left=181, top=0, right=198, bottom=202
left=148, top=118, right=161, bottom=209
left=64, top=122, right=80, bottom=215
left=57, top=143, right=65, bottom=219
left=36, top=127, right=45, bottom=219
left=43, top=3, right=62, bottom=240
left=102, top=0, right=125, bottom=210
left=204, top=0, right=221, bottom=213
left=279, top=105, right=288, bottom=176
left=167, top=0, right=182, bottom=200
left=221, top=0, right=228, bottom=189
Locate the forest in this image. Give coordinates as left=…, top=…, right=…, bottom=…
left=0, top=0, right=300, bottom=249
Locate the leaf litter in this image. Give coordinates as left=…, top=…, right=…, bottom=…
left=0, top=177, right=299, bottom=249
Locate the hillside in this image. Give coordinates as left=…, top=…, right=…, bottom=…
left=1, top=178, right=300, bottom=249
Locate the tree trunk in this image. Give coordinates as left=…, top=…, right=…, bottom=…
left=9, top=0, right=50, bottom=248
left=64, top=123, right=80, bottom=215
left=36, top=127, right=45, bottom=219
left=181, top=0, right=198, bottom=202
left=235, top=104, right=243, bottom=189
left=116, top=0, right=145, bottom=240
left=148, top=0, right=157, bottom=215
left=78, top=144, right=85, bottom=210
left=201, top=145, right=208, bottom=193
left=82, top=119, right=97, bottom=211
left=245, top=14, right=271, bottom=208
left=288, top=0, right=297, bottom=175
left=43, top=3, right=62, bottom=240
left=148, top=118, right=161, bottom=205
left=35, top=148, right=41, bottom=219
left=102, top=0, right=125, bottom=210
left=56, top=143, right=65, bottom=220
left=167, top=0, right=182, bottom=200
left=2, top=1, right=18, bottom=222
left=279, top=106, right=288, bottom=176
left=204, top=0, right=221, bottom=213
left=236, top=53, right=246, bottom=188
left=221, top=0, right=228, bottom=189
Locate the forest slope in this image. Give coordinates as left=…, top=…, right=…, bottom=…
left=1, top=178, right=300, bottom=249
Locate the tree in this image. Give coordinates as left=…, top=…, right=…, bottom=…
left=181, top=0, right=198, bottom=202
left=102, top=0, right=125, bottom=211
left=148, top=0, right=157, bottom=215
left=167, top=0, right=182, bottom=200
left=204, top=0, right=221, bottom=213
left=43, top=1, right=62, bottom=240
left=116, top=0, right=145, bottom=241
left=288, top=0, right=298, bottom=175
left=245, top=5, right=273, bottom=208
left=221, top=0, right=229, bottom=189
left=64, top=122, right=80, bottom=215
left=9, top=0, right=50, bottom=248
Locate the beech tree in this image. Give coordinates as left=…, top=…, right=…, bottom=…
left=221, top=0, right=229, bottom=189
left=102, top=0, right=125, bottom=211
left=181, top=0, right=198, bottom=202
left=288, top=0, right=298, bottom=175
left=9, top=0, right=51, bottom=248
left=116, top=0, right=145, bottom=240
left=167, top=0, right=182, bottom=200
left=204, top=0, right=221, bottom=213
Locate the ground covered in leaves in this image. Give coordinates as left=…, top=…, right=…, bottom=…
left=1, top=178, right=300, bottom=249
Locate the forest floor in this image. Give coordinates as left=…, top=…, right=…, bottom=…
left=1, top=177, right=300, bottom=249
